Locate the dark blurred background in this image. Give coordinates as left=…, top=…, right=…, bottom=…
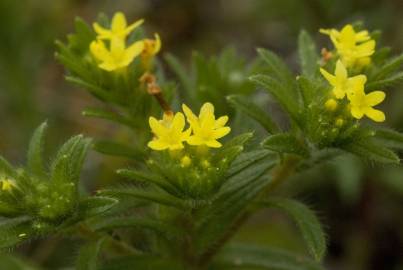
left=0, top=0, right=403, bottom=269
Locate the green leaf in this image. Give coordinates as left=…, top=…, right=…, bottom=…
left=0, top=217, right=33, bottom=249
left=117, top=169, right=178, bottom=196
left=93, top=141, right=144, bottom=161
left=227, top=150, right=273, bottom=177
left=214, top=244, right=324, bottom=270
left=250, top=74, right=300, bottom=124
left=27, top=122, right=48, bottom=177
left=82, top=108, right=136, bottom=128
left=227, top=95, right=280, bottom=134
left=366, top=71, right=403, bottom=90
left=0, top=253, right=39, bottom=270
left=76, top=237, right=106, bottom=270
left=374, top=127, right=403, bottom=150
left=92, top=217, right=178, bottom=239
left=298, top=30, right=319, bottom=78
left=297, top=148, right=344, bottom=172
left=195, top=156, right=277, bottom=253
left=164, top=53, right=194, bottom=95
left=99, top=188, right=187, bottom=210
left=78, top=196, right=118, bottom=219
left=51, top=135, right=92, bottom=185
left=343, top=139, right=399, bottom=164
left=258, top=198, right=327, bottom=261
left=297, top=76, right=323, bottom=107
left=372, top=53, right=403, bottom=80
left=262, top=133, right=309, bottom=157
left=0, top=156, right=17, bottom=178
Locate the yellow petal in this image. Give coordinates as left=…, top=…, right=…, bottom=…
left=215, top=116, right=229, bottom=128
left=153, top=33, right=162, bottom=54
left=355, top=30, right=370, bottom=42
left=213, top=127, right=231, bottom=139
left=206, top=140, right=222, bottom=148
left=123, top=41, right=144, bottom=63
left=182, top=104, right=198, bottom=124
left=93, top=23, right=111, bottom=38
left=149, top=117, right=166, bottom=136
left=90, top=40, right=110, bottom=62
left=199, top=102, right=215, bottom=119
left=335, top=60, right=348, bottom=80
left=125, top=19, right=144, bottom=35
left=148, top=140, right=168, bottom=150
left=365, top=91, right=385, bottom=106
left=111, top=12, right=127, bottom=32
left=355, top=40, right=376, bottom=57
left=172, top=112, right=186, bottom=132
left=187, top=136, right=204, bottom=146
left=350, top=106, right=364, bottom=119
left=365, top=108, right=385, bottom=122
left=168, top=143, right=185, bottom=151
left=320, top=68, right=336, bottom=85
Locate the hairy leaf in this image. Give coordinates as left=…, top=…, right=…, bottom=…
left=76, top=237, right=106, bottom=270
left=213, top=243, right=324, bottom=270
left=27, top=122, right=48, bottom=177
left=298, top=30, right=319, bottom=79
left=227, top=95, right=280, bottom=134
left=259, top=198, right=327, bottom=261
left=262, top=133, right=309, bottom=157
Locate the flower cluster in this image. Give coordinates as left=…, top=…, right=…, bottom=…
left=148, top=102, right=231, bottom=151
left=89, top=12, right=161, bottom=71
left=320, top=24, right=385, bottom=123
left=320, top=24, right=375, bottom=70
left=320, top=60, right=385, bottom=122
left=0, top=177, right=15, bottom=191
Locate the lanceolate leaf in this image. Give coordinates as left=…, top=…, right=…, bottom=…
left=27, top=122, right=48, bottom=177
left=0, top=156, right=17, bottom=178
left=213, top=244, right=324, bottom=270
left=76, top=237, right=106, bottom=270
left=0, top=217, right=33, bottom=249
left=343, top=139, right=400, bottom=164
left=164, top=53, right=194, bottom=95
left=82, top=108, right=136, bottom=128
left=262, top=133, right=310, bottom=157
left=366, top=71, right=403, bottom=90
left=227, top=95, right=280, bottom=134
left=374, top=127, right=403, bottom=150
left=298, top=30, right=319, bottom=79
left=372, top=53, right=403, bottom=80
left=258, top=198, right=327, bottom=261
left=78, top=196, right=118, bottom=219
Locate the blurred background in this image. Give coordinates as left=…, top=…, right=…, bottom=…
left=0, top=0, right=402, bottom=269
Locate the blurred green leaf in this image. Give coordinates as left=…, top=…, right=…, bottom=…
left=262, top=133, right=309, bottom=157
left=258, top=198, right=326, bottom=261
left=298, top=30, right=319, bottom=79
left=227, top=95, right=280, bottom=134
left=76, top=237, right=106, bottom=270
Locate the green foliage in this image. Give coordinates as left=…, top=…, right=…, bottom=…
left=76, top=237, right=106, bottom=270
left=262, top=133, right=310, bottom=157
left=258, top=198, right=327, bottom=261
left=298, top=30, right=319, bottom=79
left=213, top=244, right=324, bottom=270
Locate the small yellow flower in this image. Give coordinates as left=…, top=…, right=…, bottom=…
left=320, top=24, right=375, bottom=69
left=335, top=118, right=344, bottom=127
left=148, top=112, right=191, bottom=151
left=93, top=12, right=143, bottom=41
left=141, top=33, right=162, bottom=69
left=349, top=90, right=386, bottom=122
left=182, top=103, right=231, bottom=148
left=0, top=178, right=15, bottom=191
left=90, top=38, right=144, bottom=71
left=320, top=60, right=366, bottom=99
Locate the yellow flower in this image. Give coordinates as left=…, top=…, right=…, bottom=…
left=148, top=112, right=191, bottom=151
left=324, top=99, right=338, bottom=111
left=320, top=60, right=367, bottom=99
left=0, top=178, right=15, bottom=191
left=93, top=12, right=143, bottom=41
left=349, top=89, right=386, bottom=122
left=182, top=103, right=231, bottom=148
left=90, top=38, right=144, bottom=71
left=141, top=33, right=162, bottom=69
left=320, top=24, right=375, bottom=69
